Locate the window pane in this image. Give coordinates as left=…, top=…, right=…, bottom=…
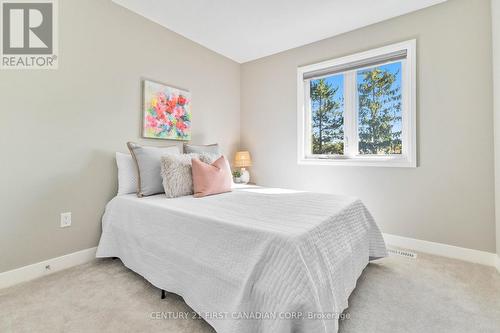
left=357, top=62, right=402, bottom=155
left=310, top=75, right=344, bottom=155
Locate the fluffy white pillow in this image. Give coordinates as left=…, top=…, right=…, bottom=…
left=116, top=152, right=138, bottom=195
left=160, top=153, right=217, bottom=198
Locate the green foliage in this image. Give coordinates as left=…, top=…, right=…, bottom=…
left=358, top=68, right=402, bottom=154
left=310, top=79, right=344, bottom=155
left=312, top=136, right=344, bottom=155
left=232, top=170, right=241, bottom=178
left=309, top=67, right=401, bottom=156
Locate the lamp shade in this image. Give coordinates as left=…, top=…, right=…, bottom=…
left=233, top=151, right=252, bottom=168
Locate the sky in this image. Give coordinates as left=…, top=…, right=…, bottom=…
left=311, top=61, right=402, bottom=136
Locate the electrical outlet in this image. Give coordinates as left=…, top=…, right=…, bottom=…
left=60, top=212, right=72, bottom=228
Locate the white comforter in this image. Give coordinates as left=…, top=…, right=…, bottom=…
left=96, top=186, right=387, bottom=333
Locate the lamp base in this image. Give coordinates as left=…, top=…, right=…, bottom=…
left=240, top=168, right=250, bottom=184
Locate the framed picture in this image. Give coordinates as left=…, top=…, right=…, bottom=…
left=143, top=80, right=191, bottom=140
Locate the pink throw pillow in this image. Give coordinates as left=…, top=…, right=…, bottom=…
left=192, top=156, right=232, bottom=198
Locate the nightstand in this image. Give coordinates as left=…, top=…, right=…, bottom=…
left=232, top=183, right=258, bottom=189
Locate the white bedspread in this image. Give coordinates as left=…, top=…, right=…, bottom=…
left=96, top=186, right=387, bottom=333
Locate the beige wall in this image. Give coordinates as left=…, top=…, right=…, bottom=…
left=241, top=0, right=496, bottom=252
left=0, top=0, right=240, bottom=273
left=493, top=0, right=500, bottom=256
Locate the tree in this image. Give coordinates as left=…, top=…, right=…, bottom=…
left=358, top=67, right=402, bottom=154
left=310, top=79, right=343, bottom=155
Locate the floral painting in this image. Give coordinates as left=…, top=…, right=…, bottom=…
left=143, top=80, right=191, bottom=140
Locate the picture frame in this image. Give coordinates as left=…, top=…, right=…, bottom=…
left=142, top=80, right=192, bottom=141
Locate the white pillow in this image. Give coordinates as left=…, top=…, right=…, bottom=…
left=116, top=152, right=138, bottom=195
left=160, top=153, right=218, bottom=198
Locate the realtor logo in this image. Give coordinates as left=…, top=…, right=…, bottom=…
left=1, top=0, right=58, bottom=69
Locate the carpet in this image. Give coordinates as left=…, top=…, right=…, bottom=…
left=1, top=251, right=499, bottom=333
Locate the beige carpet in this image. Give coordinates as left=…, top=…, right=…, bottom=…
left=1, top=252, right=499, bottom=333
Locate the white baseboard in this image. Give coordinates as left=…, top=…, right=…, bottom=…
left=383, top=233, right=498, bottom=270
left=1, top=236, right=498, bottom=290
left=0, top=247, right=97, bottom=290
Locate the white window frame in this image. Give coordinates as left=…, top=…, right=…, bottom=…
left=297, top=39, right=417, bottom=167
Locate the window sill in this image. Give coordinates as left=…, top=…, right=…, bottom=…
left=298, top=156, right=416, bottom=168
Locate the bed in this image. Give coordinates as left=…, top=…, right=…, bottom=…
left=96, top=185, right=387, bottom=333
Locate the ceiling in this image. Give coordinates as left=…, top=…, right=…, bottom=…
left=112, top=0, right=447, bottom=63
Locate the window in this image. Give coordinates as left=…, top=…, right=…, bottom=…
left=297, top=40, right=416, bottom=167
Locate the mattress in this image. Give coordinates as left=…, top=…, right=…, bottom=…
left=96, top=186, right=387, bottom=333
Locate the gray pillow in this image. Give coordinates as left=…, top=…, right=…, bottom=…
left=127, top=142, right=180, bottom=197
left=184, top=143, right=220, bottom=155
left=160, top=153, right=217, bottom=198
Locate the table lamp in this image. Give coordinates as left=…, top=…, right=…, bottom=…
left=233, top=151, right=252, bottom=184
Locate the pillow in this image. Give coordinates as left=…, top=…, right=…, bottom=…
left=184, top=143, right=220, bottom=155
left=160, top=153, right=216, bottom=198
left=184, top=143, right=236, bottom=185
left=192, top=156, right=232, bottom=198
left=127, top=142, right=180, bottom=197
left=115, top=152, right=138, bottom=195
